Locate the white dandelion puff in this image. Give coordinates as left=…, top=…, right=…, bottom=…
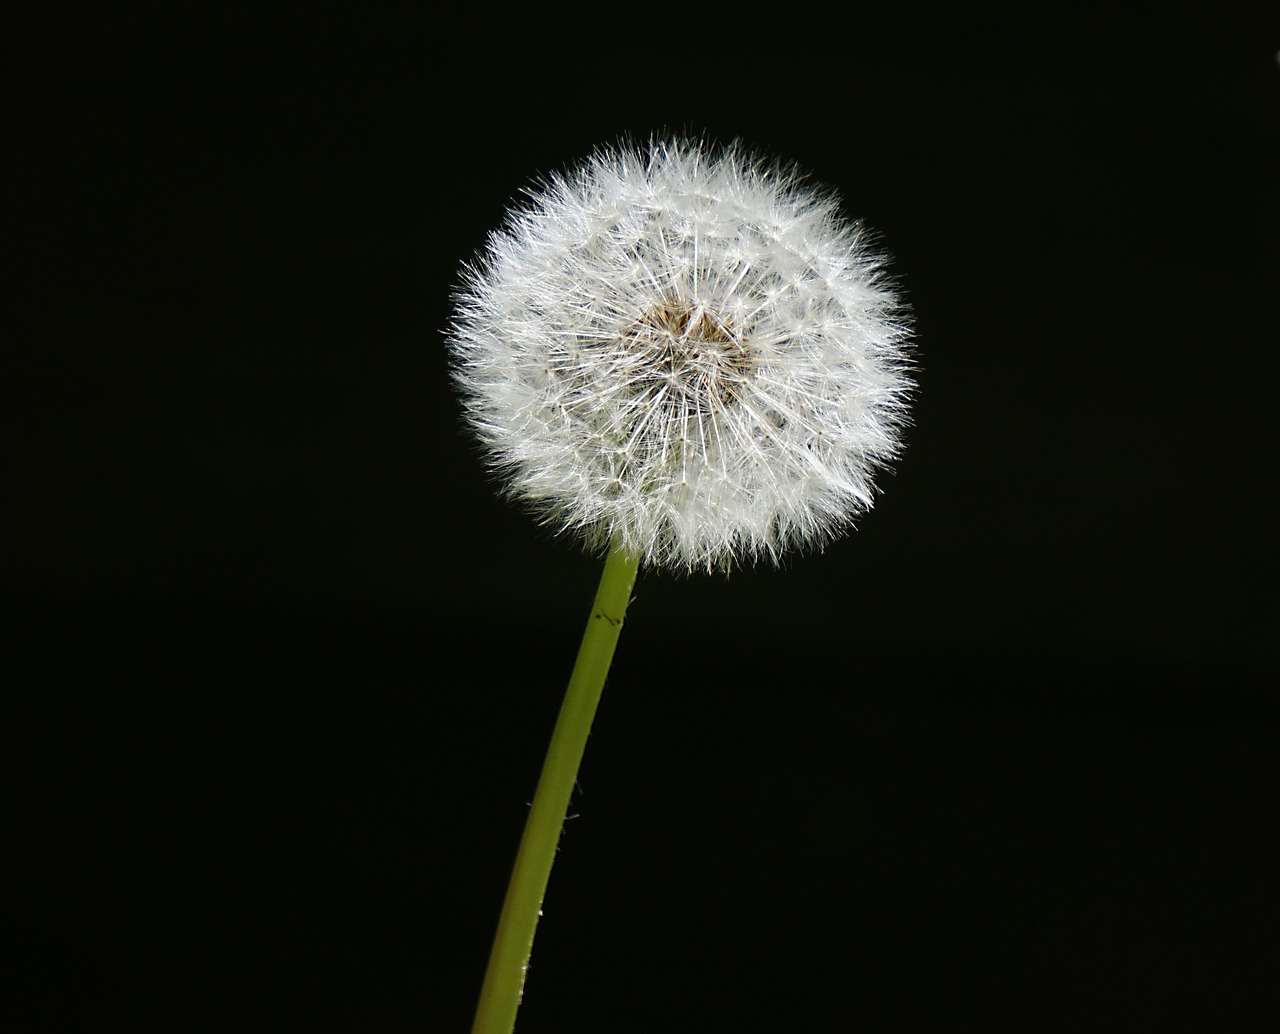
left=448, top=137, right=914, bottom=572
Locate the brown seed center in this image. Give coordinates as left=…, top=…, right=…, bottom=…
left=625, top=298, right=754, bottom=408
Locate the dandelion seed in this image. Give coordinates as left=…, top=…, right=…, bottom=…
left=449, top=137, right=913, bottom=572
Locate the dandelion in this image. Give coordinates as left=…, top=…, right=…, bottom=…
left=452, top=137, right=912, bottom=1034
left=449, top=137, right=912, bottom=573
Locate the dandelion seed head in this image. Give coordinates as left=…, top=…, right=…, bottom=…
left=448, top=137, right=914, bottom=572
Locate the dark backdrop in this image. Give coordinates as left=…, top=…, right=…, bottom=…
left=10, top=4, right=1278, bottom=1031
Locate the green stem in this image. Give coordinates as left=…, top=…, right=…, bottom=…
left=470, top=543, right=641, bottom=1034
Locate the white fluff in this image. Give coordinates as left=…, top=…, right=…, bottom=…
left=448, top=138, right=914, bottom=572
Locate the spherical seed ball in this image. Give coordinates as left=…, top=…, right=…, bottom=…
left=447, top=138, right=914, bottom=572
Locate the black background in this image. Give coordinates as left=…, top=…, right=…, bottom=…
left=10, top=4, right=1279, bottom=1031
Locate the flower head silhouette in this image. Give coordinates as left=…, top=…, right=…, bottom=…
left=449, top=138, right=913, bottom=571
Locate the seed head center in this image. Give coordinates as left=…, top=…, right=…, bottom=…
left=626, top=298, right=754, bottom=407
